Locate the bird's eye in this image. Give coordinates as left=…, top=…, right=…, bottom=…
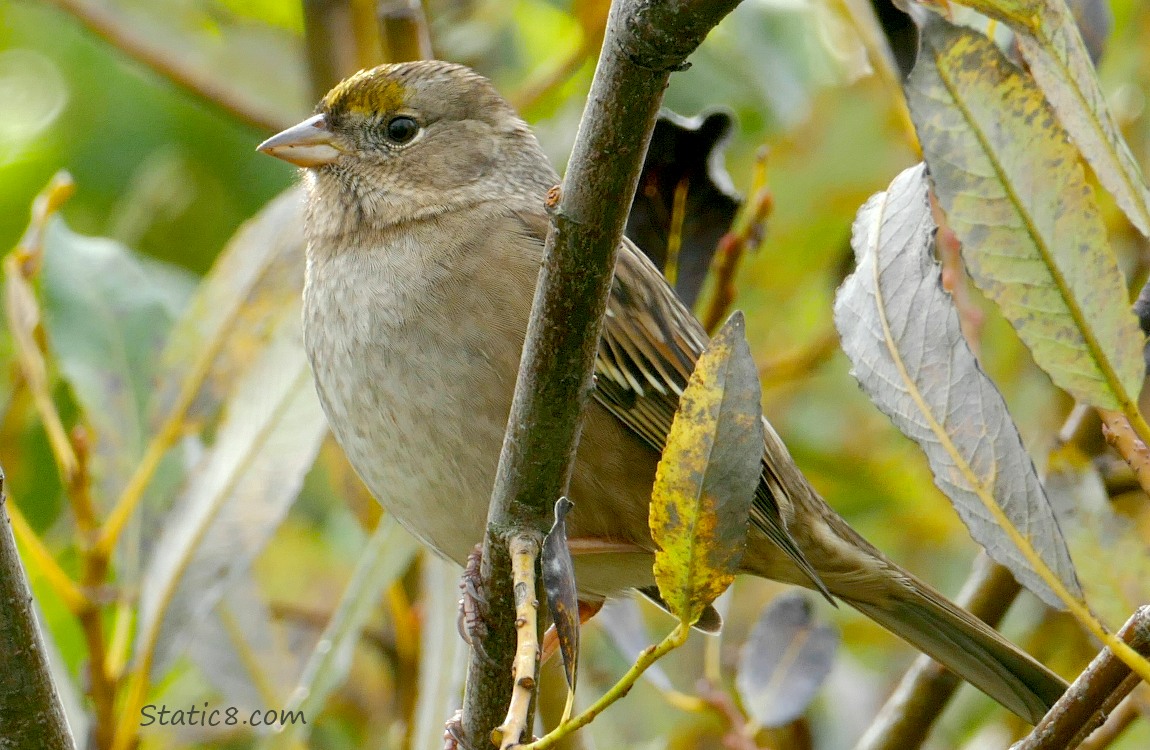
left=385, top=116, right=419, bottom=144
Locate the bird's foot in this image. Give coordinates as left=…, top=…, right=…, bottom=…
left=443, top=709, right=469, bottom=750
left=457, top=543, right=489, bottom=658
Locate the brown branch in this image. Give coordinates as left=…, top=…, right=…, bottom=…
left=45, top=0, right=293, bottom=132
left=1099, top=409, right=1150, bottom=499
left=1016, top=606, right=1150, bottom=750
left=854, top=553, right=1022, bottom=750
left=702, top=147, right=772, bottom=334
left=459, top=0, right=745, bottom=745
left=0, top=472, right=76, bottom=750
left=1077, top=693, right=1143, bottom=750
left=377, top=0, right=433, bottom=63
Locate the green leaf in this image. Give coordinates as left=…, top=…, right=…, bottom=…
left=956, top=0, right=1149, bottom=236
left=735, top=592, right=838, bottom=729
left=1020, top=1, right=1149, bottom=235
left=906, top=17, right=1144, bottom=410
left=834, top=163, right=1081, bottom=609
left=40, top=219, right=194, bottom=499
left=649, top=311, right=761, bottom=627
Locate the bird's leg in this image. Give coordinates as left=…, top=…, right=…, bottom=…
left=457, top=543, right=489, bottom=659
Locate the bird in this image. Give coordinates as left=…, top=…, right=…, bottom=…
left=257, top=60, right=1067, bottom=724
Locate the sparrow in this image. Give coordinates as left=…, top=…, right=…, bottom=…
left=258, top=60, right=1067, bottom=723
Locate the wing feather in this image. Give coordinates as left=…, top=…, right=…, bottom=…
left=514, top=209, right=829, bottom=597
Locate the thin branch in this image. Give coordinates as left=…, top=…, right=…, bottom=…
left=495, top=535, right=543, bottom=749
left=1015, top=606, right=1150, bottom=750
left=1077, top=694, right=1143, bottom=750
left=45, top=0, right=291, bottom=132
left=854, top=553, right=1022, bottom=750
left=459, top=0, right=744, bottom=744
left=302, top=0, right=360, bottom=102
left=1099, top=409, right=1150, bottom=498
left=702, top=146, right=771, bottom=334
left=0, top=472, right=76, bottom=750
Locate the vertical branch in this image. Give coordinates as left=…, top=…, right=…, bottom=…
left=458, top=0, right=744, bottom=745
left=302, top=0, right=360, bottom=101
left=377, top=0, right=434, bottom=62
left=0, top=472, right=76, bottom=750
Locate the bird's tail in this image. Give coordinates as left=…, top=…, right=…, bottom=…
left=841, top=572, right=1065, bottom=724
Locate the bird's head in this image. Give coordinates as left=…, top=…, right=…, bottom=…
left=259, top=61, right=553, bottom=236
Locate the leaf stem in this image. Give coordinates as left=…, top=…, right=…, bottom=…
left=522, top=623, right=690, bottom=750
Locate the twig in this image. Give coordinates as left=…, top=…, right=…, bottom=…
left=459, top=0, right=745, bottom=745
left=495, top=535, right=543, bottom=749
left=45, top=0, right=292, bottom=132
left=1098, top=409, right=1150, bottom=498
left=71, top=430, right=116, bottom=750
left=4, top=174, right=79, bottom=485
left=701, top=147, right=772, bottom=334
left=1077, top=694, right=1142, bottom=750
left=522, top=623, right=691, bottom=750
left=758, top=329, right=840, bottom=388
left=1015, top=606, right=1150, bottom=750
left=377, top=0, right=433, bottom=62
left=0, top=471, right=76, bottom=750
left=855, top=553, right=1022, bottom=750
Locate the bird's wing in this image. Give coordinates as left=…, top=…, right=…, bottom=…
left=514, top=209, right=828, bottom=596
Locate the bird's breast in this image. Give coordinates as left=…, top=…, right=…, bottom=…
left=300, top=226, right=536, bottom=564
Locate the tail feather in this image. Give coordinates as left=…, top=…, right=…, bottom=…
left=844, top=576, right=1066, bottom=724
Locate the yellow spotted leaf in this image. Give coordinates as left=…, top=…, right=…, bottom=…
left=649, top=312, right=761, bottom=627
left=907, top=17, right=1144, bottom=411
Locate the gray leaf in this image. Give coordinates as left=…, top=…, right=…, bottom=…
left=833, top=163, right=1081, bottom=609
left=735, top=591, right=837, bottom=728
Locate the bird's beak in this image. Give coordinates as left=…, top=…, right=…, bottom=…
left=257, top=114, right=343, bottom=167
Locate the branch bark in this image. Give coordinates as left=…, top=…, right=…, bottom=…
left=1015, top=606, right=1150, bottom=750
left=0, top=471, right=76, bottom=750
left=459, top=0, right=743, bottom=745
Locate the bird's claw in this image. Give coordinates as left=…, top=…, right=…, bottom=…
left=457, top=543, right=490, bottom=660
left=443, top=709, right=469, bottom=750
